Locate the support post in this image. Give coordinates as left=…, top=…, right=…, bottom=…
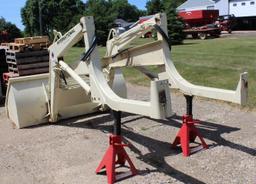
left=185, top=95, right=193, bottom=116
left=96, top=110, right=137, bottom=184
left=172, top=95, right=208, bottom=156
left=113, top=110, right=121, bottom=136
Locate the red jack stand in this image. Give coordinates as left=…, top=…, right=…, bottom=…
left=96, top=111, right=137, bottom=184
left=172, top=95, right=208, bottom=157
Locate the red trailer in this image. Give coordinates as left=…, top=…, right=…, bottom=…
left=179, top=10, right=221, bottom=39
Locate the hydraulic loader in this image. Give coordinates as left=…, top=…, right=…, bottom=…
left=5, top=13, right=248, bottom=129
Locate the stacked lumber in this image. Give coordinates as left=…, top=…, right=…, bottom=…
left=8, top=36, right=50, bottom=52
left=4, top=36, right=50, bottom=76
left=6, top=49, right=49, bottom=76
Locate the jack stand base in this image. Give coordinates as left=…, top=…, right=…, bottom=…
left=172, top=115, right=208, bottom=157
left=96, top=135, right=137, bottom=184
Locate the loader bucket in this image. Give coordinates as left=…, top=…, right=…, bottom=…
left=5, top=74, right=49, bottom=128
left=6, top=73, right=102, bottom=128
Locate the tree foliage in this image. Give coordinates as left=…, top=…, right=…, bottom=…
left=0, top=17, right=22, bottom=41
left=21, top=0, right=185, bottom=45
left=84, top=0, right=115, bottom=45
left=21, top=0, right=144, bottom=45
left=146, top=0, right=185, bottom=44
left=146, top=0, right=164, bottom=15
left=164, top=1, right=186, bottom=44
left=110, top=0, right=145, bottom=22
left=21, top=0, right=84, bottom=37
left=84, top=0, right=144, bottom=45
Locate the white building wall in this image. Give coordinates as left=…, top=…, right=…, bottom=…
left=178, top=0, right=256, bottom=17
left=215, top=0, right=230, bottom=15
left=229, top=0, right=256, bottom=17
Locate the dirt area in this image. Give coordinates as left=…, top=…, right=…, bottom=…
left=0, top=84, right=255, bottom=184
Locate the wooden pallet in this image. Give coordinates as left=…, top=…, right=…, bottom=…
left=6, top=55, right=49, bottom=65
left=8, top=42, right=49, bottom=52
left=8, top=67, right=49, bottom=76
left=8, top=62, right=49, bottom=70
left=0, top=43, right=9, bottom=48
left=5, top=49, right=48, bottom=59
left=5, top=48, right=49, bottom=76
left=8, top=43, right=26, bottom=52
left=28, top=42, right=49, bottom=50
left=15, top=36, right=49, bottom=45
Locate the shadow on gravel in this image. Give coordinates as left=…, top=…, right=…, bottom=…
left=122, top=128, right=206, bottom=184
left=56, top=112, right=206, bottom=184
left=29, top=109, right=255, bottom=183
left=154, top=115, right=256, bottom=156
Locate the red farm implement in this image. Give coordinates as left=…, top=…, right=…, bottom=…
left=179, top=10, right=221, bottom=39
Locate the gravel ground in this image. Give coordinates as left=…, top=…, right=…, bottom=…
left=0, top=84, right=255, bottom=184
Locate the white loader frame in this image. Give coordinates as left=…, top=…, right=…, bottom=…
left=6, top=13, right=247, bottom=129
left=104, top=13, right=248, bottom=105
left=49, top=16, right=173, bottom=122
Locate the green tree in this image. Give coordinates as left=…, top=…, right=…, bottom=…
left=146, top=0, right=185, bottom=44
left=146, top=0, right=164, bottom=15
left=85, top=0, right=145, bottom=45
left=0, top=17, right=22, bottom=41
left=164, top=1, right=185, bottom=44
left=21, top=0, right=84, bottom=37
left=21, top=0, right=146, bottom=45
left=110, top=0, right=143, bottom=22
left=84, top=0, right=116, bottom=45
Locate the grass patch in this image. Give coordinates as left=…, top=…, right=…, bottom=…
left=65, top=36, right=256, bottom=108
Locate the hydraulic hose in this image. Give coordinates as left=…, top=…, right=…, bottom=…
left=81, top=36, right=97, bottom=62
left=153, top=24, right=172, bottom=51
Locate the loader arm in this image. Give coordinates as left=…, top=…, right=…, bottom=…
left=106, top=14, right=161, bottom=56
left=49, top=16, right=174, bottom=122
left=5, top=14, right=247, bottom=129
left=5, top=16, right=174, bottom=128
left=48, top=17, right=93, bottom=122
left=104, top=13, right=248, bottom=105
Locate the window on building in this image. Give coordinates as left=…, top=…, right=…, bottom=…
left=241, top=2, right=246, bottom=6
left=233, top=3, right=237, bottom=6
left=250, top=1, right=255, bottom=5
